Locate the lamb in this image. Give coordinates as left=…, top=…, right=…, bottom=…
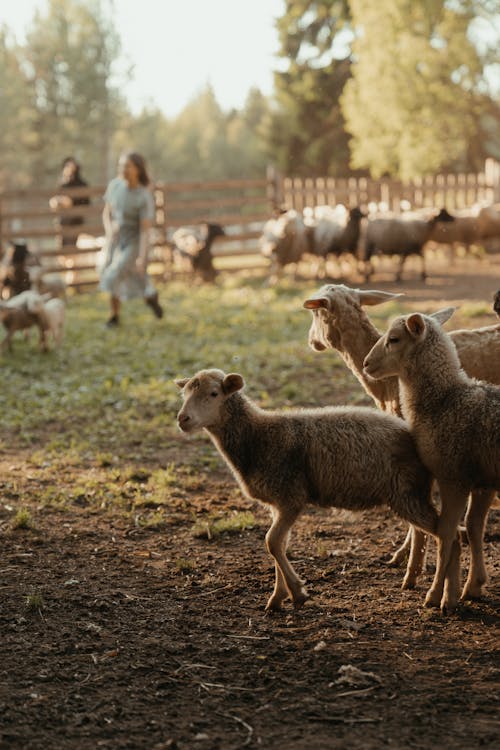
left=176, top=368, right=440, bottom=611
left=43, top=297, right=65, bottom=346
left=363, top=308, right=500, bottom=613
left=172, top=222, right=225, bottom=282
left=0, top=290, right=49, bottom=352
left=259, top=210, right=311, bottom=281
left=363, top=210, right=454, bottom=282
left=303, top=284, right=500, bottom=592
left=33, top=271, right=67, bottom=300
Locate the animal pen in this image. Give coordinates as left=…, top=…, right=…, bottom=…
left=0, top=159, right=499, bottom=290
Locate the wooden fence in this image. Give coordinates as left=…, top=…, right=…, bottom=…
left=0, top=159, right=499, bottom=288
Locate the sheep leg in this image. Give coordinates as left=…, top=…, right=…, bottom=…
left=38, top=323, right=49, bottom=353
left=388, top=526, right=412, bottom=566
left=461, top=488, right=494, bottom=600
left=1, top=330, right=13, bottom=352
left=401, top=526, right=428, bottom=590
left=265, top=507, right=307, bottom=611
left=395, top=255, right=405, bottom=283
left=420, top=252, right=427, bottom=281
left=425, top=484, right=468, bottom=612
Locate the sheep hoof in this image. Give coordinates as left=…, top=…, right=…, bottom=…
left=461, top=582, right=486, bottom=601
left=424, top=589, right=441, bottom=608
left=388, top=550, right=408, bottom=567
left=292, top=588, right=310, bottom=609
left=265, top=596, right=284, bottom=612
left=440, top=598, right=458, bottom=615
left=401, top=575, right=417, bottom=591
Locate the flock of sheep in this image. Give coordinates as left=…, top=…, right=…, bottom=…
left=176, top=285, right=500, bottom=614
left=258, top=203, right=500, bottom=283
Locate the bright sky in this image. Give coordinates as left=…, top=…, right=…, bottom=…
left=1, top=0, right=285, bottom=117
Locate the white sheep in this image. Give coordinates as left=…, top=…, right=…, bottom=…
left=259, top=210, right=311, bottom=281
left=43, top=297, right=65, bottom=346
left=176, top=369, right=442, bottom=612
left=363, top=308, right=500, bottom=613
left=303, top=284, right=500, bottom=593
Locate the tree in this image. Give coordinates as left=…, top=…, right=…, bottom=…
left=0, top=28, right=32, bottom=189
left=268, top=0, right=353, bottom=176
left=22, top=0, right=124, bottom=186
left=342, top=0, right=499, bottom=179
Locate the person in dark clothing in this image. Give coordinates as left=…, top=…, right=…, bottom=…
left=49, top=157, right=90, bottom=246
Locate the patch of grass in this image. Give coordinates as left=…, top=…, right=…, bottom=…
left=175, top=557, right=195, bottom=573
left=191, top=511, right=256, bottom=540
left=25, top=592, right=44, bottom=611
left=12, top=508, right=33, bottom=530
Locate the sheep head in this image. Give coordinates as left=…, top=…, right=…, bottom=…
left=303, top=284, right=403, bottom=352
left=363, top=308, right=456, bottom=380
left=176, top=369, right=244, bottom=433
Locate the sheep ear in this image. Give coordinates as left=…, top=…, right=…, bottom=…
left=222, top=373, right=244, bottom=395
left=405, top=313, right=426, bottom=338
left=358, top=290, right=404, bottom=307
left=303, top=296, right=329, bottom=310
left=174, top=378, right=189, bottom=389
left=430, top=307, right=457, bottom=326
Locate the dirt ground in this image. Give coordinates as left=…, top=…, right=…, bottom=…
left=1, top=256, right=499, bottom=750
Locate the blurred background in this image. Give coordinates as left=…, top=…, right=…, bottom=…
left=1, top=0, right=499, bottom=188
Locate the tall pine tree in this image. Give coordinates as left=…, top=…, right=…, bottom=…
left=268, top=1, right=353, bottom=176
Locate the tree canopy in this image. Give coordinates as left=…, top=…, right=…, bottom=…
left=342, top=0, right=499, bottom=179
left=0, top=0, right=498, bottom=189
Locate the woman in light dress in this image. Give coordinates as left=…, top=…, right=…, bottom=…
left=100, top=152, right=163, bottom=326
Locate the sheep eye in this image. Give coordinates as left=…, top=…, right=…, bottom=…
left=210, top=391, right=219, bottom=398
left=388, top=336, right=400, bottom=344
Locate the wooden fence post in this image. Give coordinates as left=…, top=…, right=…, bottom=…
left=485, top=158, right=500, bottom=203
left=266, top=165, right=282, bottom=211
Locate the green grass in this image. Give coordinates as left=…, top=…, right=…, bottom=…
left=191, top=511, right=256, bottom=539
left=0, top=278, right=493, bottom=524
left=11, top=508, right=34, bottom=530
left=25, top=592, right=44, bottom=611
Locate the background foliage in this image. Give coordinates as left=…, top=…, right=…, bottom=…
left=0, top=0, right=498, bottom=189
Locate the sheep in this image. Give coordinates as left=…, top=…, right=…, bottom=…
left=363, top=210, right=454, bottom=282
left=172, top=222, right=225, bottom=282
left=259, top=210, right=312, bottom=281
left=363, top=308, right=500, bottom=613
left=42, top=297, right=65, bottom=346
left=0, top=290, right=49, bottom=352
left=308, top=207, right=366, bottom=278
left=176, top=368, right=441, bottom=611
left=303, top=284, right=500, bottom=593
left=33, top=271, right=67, bottom=301
left=428, top=208, right=481, bottom=257
left=477, top=205, right=500, bottom=241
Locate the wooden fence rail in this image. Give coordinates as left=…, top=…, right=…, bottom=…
left=0, top=159, right=498, bottom=289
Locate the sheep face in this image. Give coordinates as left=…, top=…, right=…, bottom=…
left=176, top=369, right=244, bottom=432
left=303, top=284, right=403, bottom=352
left=363, top=308, right=456, bottom=380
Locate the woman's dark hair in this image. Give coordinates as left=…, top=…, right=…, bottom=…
left=61, top=156, right=81, bottom=181
left=124, top=152, right=150, bottom=186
